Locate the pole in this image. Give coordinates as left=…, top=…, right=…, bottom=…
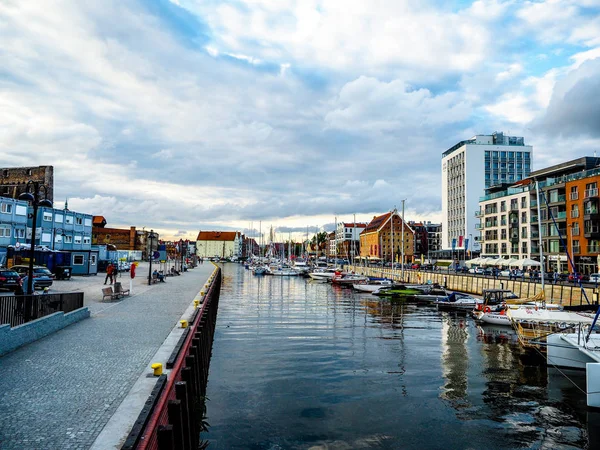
left=148, top=230, right=153, bottom=286
left=391, top=208, right=394, bottom=279
left=401, top=199, right=405, bottom=281
left=25, top=201, right=38, bottom=321
left=570, top=225, right=574, bottom=273
left=535, top=180, right=545, bottom=289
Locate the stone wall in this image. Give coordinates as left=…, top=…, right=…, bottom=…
left=0, top=165, right=54, bottom=202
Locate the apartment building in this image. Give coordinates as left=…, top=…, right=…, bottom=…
left=442, top=132, right=532, bottom=251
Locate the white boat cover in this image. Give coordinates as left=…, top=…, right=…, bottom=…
left=508, top=309, right=595, bottom=324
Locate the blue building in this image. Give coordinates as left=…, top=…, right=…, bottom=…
left=27, top=205, right=98, bottom=275
left=0, top=197, right=29, bottom=266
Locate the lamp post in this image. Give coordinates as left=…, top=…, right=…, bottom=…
left=19, top=181, right=52, bottom=322
left=148, top=229, right=155, bottom=285
left=469, top=233, right=473, bottom=258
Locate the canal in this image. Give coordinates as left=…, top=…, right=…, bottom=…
left=204, top=264, right=599, bottom=449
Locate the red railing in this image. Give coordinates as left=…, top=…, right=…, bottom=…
left=123, top=266, right=221, bottom=450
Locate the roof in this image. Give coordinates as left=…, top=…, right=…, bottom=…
left=363, top=212, right=391, bottom=233
left=342, top=223, right=366, bottom=228
left=92, top=216, right=107, bottom=226
left=362, top=211, right=415, bottom=235
left=196, top=231, right=239, bottom=241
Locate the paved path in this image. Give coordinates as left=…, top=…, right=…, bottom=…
left=0, top=262, right=215, bottom=450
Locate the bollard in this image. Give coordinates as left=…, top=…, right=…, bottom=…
left=194, top=299, right=199, bottom=308
left=151, top=363, right=163, bottom=376
left=180, top=319, right=188, bottom=328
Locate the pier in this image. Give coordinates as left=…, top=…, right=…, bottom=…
left=348, top=266, right=600, bottom=308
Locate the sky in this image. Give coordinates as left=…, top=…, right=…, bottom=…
left=1, top=0, right=600, bottom=241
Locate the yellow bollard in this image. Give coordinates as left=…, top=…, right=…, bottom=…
left=200, top=290, right=205, bottom=296
left=180, top=319, right=188, bottom=328
left=194, top=300, right=199, bottom=308
left=151, top=363, right=163, bottom=376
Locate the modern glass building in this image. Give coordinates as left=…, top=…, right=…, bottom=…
left=441, top=132, right=532, bottom=251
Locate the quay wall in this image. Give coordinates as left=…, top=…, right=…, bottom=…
left=347, top=266, right=600, bottom=308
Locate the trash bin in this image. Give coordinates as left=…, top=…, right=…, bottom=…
left=55, top=266, right=73, bottom=280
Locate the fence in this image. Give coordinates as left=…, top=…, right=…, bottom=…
left=122, top=266, right=222, bottom=450
left=0, top=292, right=85, bottom=327
left=348, top=266, right=600, bottom=308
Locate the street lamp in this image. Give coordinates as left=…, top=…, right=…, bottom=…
left=148, top=229, right=156, bottom=285
left=19, top=181, right=52, bottom=321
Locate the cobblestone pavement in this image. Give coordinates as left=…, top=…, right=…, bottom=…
left=0, top=262, right=216, bottom=450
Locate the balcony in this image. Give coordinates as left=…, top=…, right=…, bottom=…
left=530, top=199, right=538, bottom=207
left=555, top=211, right=567, bottom=220
left=570, top=192, right=579, bottom=201
left=584, top=211, right=599, bottom=221
left=571, top=210, right=579, bottom=218
left=510, top=234, right=520, bottom=243
left=531, top=216, right=538, bottom=223
left=585, top=188, right=599, bottom=199
left=475, top=210, right=483, bottom=218
left=548, top=194, right=566, bottom=204
left=585, top=226, right=600, bottom=239
left=475, top=223, right=484, bottom=230
left=587, top=245, right=600, bottom=254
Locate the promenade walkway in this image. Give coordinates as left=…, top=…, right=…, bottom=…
left=0, top=262, right=215, bottom=450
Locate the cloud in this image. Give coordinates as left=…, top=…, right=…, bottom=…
left=534, top=58, right=600, bottom=137
left=2, top=0, right=600, bottom=240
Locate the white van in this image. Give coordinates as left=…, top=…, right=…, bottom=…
left=589, top=273, right=600, bottom=284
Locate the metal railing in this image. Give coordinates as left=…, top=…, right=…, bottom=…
left=124, top=267, right=222, bottom=450
left=570, top=192, right=579, bottom=201
left=585, top=188, right=599, bottom=198
left=0, top=292, right=84, bottom=327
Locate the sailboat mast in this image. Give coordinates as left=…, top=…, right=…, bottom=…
left=334, top=217, right=338, bottom=266
left=401, top=199, right=405, bottom=281
left=391, top=208, right=394, bottom=279
left=535, top=180, right=545, bottom=289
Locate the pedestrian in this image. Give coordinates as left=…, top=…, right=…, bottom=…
left=104, top=263, right=114, bottom=285
left=553, top=271, right=559, bottom=285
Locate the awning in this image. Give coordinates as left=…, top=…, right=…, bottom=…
left=435, top=261, right=452, bottom=267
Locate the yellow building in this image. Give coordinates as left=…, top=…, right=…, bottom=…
left=360, top=212, right=414, bottom=263
left=196, top=231, right=242, bottom=259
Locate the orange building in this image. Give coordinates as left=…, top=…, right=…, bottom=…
left=359, top=212, right=414, bottom=263
left=566, top=175, right=600, bottom=274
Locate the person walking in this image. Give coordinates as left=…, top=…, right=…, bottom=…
left=104, top=263, right=114, bottom=285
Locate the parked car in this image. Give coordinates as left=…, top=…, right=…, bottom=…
left=500, top=269, right=523, bottom=278
left=11, top=265, right=54, bottom=289
left=0, top=269, right=22, bottom=292
left=589, top=273, right=600, bottom=284
left=453, top=266, right=469, bottom=273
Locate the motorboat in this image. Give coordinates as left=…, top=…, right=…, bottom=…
left=331, top=273, right=369, bottom=286
left=352, top=279, right=393, bottom=293
left=435, top=292, right=483, bottom=312
left=373, top=285, right=422, bottom=298
left=308, top=268, right=339, bottom=281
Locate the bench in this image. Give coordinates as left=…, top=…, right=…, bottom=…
left=114, top=282, right=130, bottom=297
left=102, top=286, right=121, bottom=301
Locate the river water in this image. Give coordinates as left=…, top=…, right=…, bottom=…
left=204, top=264, right=599, bottom=449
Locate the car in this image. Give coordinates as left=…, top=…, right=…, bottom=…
left=588, top=273, right=600, bottom=284
left=453, top=266, right=469, bottom=273
left=500, top=269, right=523, bottom=278
left=0, top=269, right=22, bottom=292
left=469, top=267, right=485, bottom=274
left=11, top=265, right=54, bottom=289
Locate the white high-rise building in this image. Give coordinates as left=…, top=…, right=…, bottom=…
left=441, top=132, right=532, bottom=251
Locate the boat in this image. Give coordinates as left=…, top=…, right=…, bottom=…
left=252, top=266, right=267, bottom=275
left=352, top=279, right=393, bottom=293
left=308, top=268, right=339, bottom=281
left=435, top=292, right=482, bottom=312
left=331, top=273, right=369, bottom=286
left=373, top=285, right=422, bottom=298
left=267, top=266, right=299, bottom=276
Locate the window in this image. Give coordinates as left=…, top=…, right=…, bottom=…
left=73, top=255, right=84, bottom=265
left=573, top=240, right=580, bottom=254
left=571, top=204, right=579, bottom=218
left=521, top=242, right=528, bottom=254
left=76, top=217, right=83, bottom=225
left=0, top=226, right=10, bottom=237
left=521, top=197, right=527, bottom=208
left=83, top=237, right=91, bottom=245
left=43, top=212, right=52, bottom=222
left=1, top=203, right=12, bottom=214
left=65, top=215, right=73, bottom=225
left=15, top=205, right=26, bottom=216
left=14, top=228, right=25, bottom=239
left=90, top=254, right=97, bottom=265
left=64, top=235, right=73, bottom=244
left=55, top=214, right=63, bottom=224
left=570, top=186, right=578, bottom=200
left=521, top=227, right=527, bottom=239
left=572, top=223, right=580, bottom=236
left=549, top=240, right=560, bottom=253
left=521, top=212, right=527, bottom=223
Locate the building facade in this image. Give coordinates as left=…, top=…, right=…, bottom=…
left=442, top=132, right=532, bottom=252
left=0, top=198, right=29, bottom=265
left=335, top=222, right=366, bottom=260
left=196, top=231, right=242, bottom=258
left=359, top=212, right=415, bottom=262
left=0, top=166, right=54, bottom=203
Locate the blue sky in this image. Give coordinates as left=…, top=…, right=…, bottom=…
left=1, top=0, right=600, bottom=239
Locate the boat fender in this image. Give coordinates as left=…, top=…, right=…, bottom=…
left=484, top=306, right=491, bottom=313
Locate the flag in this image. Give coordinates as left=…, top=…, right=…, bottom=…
left=464, top=238, right=469, bottom=252
left=452, top=238, right=456, bottom=250
left=458, top=235, right=464, bottom=248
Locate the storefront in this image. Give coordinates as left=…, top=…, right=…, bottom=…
left=575, top=255, right=600, bottom=275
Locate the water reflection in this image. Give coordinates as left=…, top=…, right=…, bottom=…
left=205, top=265, right=593, bottom=449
